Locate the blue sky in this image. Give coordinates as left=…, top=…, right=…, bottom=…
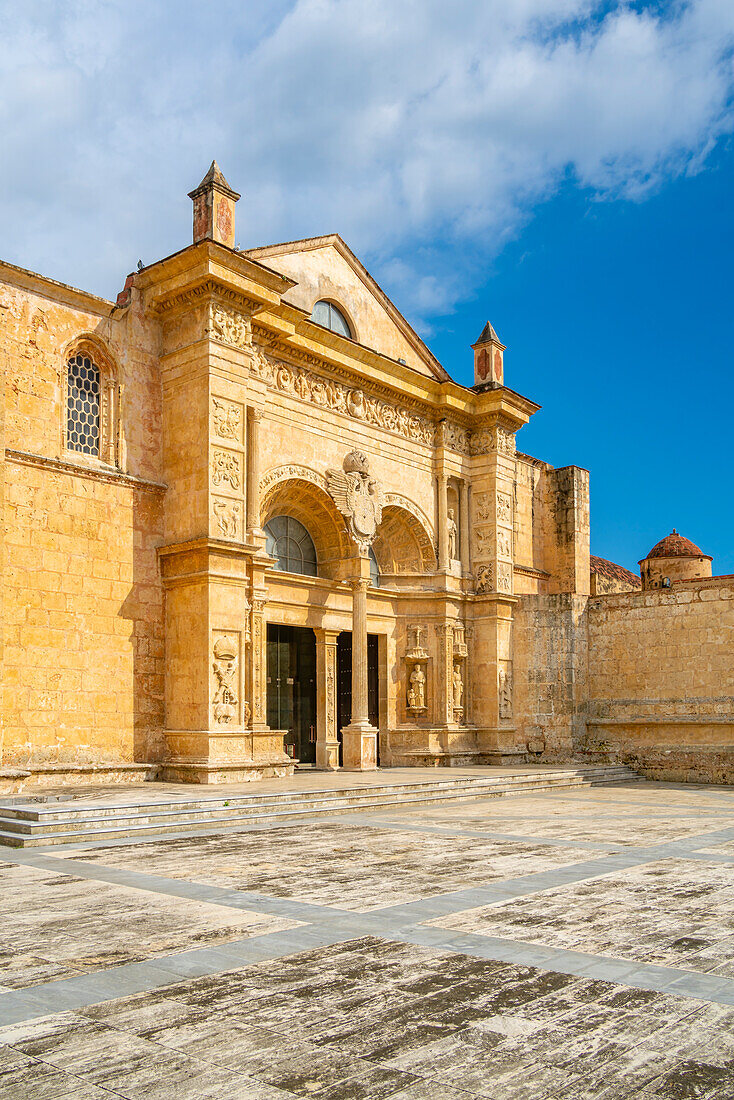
left=1, top=0, right=732, bottom=574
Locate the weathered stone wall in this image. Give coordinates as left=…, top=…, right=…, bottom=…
left=1, top=269, right=165, bottom=768
left=513, top=594, right=589, bottom=760
left=586, top=580, right=734, bottom=783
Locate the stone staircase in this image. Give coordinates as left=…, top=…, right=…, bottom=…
left=0, top=765, right=637, bottom=848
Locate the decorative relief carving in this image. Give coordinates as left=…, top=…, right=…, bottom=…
left=497, top=529, right=512, bottom=558
left=475, top=562, right=494, bottom=594
left=260, top=464, right=327, bottom=494
left=212, top=634, right=239, bottom=725
left=470, top=425, right=516, bottom=456
left=474, top=527, right=493, bottom=561
left=497, top=562, right=513, bottom=593
left=326, top=650, right=337, bottom=740
left=211, top=449, right=242, bottom=490
left=326, top=450, right=384, bottom=555
left=210, top=304, right=252, bottom=349
left=247, top=348, right=436, bottom=447
left=251, top=599, right=265, bottom=721
left=474, top=492, right=492, bottom=523
left=496, top=492, right=513, bottom=524
left=436, top=419, right=471, bottom=454
left=383, top=493, right=435, bottom=542
left=406, top=624, right=428, bottom=658
left=212, top=498, right=242, bottom=539
left=211, top=397, right=243, bottom=441
left=499, top=667, right=513, bottom=719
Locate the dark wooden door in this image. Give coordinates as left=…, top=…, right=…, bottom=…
left=336, top=632, right=380, bottom=765
left=266, top=625, right=317, bottom=763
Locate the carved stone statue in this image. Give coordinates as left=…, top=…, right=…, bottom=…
left=212, top=635, right=238, bottom=724
left=326, top=450, right=385, bottom=555
left=407, top=663, right=426, bottom=711
left=499, top=668, right=513, bottom=719
left=452, top=661, right=464, bottom=710
left=447, top=508, right=458, bottom=560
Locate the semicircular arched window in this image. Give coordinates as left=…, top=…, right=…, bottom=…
left=310, top=299, right=353, bottom=339
left=264, top=516, right=318, bottom=577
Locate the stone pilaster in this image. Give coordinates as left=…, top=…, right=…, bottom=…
left=469, top=420, right=522, bottom=759
left=315, top=629, right=340, bottom=770
left=246, top=405, right=264, bottom=538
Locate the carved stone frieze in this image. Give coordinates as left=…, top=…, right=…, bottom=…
left=209, top=304, right=252, bottom=349
left=244, top=342, right=479, bottom=453
left=260, top=464, right=327, bottom=495
left=470, top=425, right=516, bottom=456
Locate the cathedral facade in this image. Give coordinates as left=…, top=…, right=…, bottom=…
left=1, top=164, right=732, bottom=787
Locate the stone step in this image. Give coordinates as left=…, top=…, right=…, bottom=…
left=0, top=776, right=595, bottom=836
left=0, top=768, right=630, bottom=826
left=0, top=766, right=638, bottom=847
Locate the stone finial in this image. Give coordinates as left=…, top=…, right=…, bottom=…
left=472, top=321, right=505, bottom=387
left=188, top=161, right=241, bottom=248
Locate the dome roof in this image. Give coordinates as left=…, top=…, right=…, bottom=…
left=641, top=530, right=712, bottom=562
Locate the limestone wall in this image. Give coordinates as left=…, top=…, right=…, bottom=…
left=586, top=581, right=734, bottom=783
left=1, top=269, right=165, bottom=768
left=513, top=594, right=589, bottom=759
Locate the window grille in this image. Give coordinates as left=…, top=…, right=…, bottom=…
left=66, top=354, right=100, bottom=456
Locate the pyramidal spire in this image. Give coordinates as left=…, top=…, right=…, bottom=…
left=187, top=161, right=241, bottom=248
left=471, top=320, right=506, bottom=387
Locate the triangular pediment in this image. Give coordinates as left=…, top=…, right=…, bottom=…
left=244, top=235, right=449, bottom=381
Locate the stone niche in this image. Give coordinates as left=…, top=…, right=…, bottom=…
left=452, top=622, right=469, bottom=724
left=404, top=624, right=430, bottom=723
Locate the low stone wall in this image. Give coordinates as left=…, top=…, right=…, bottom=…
left=585, top=580, right=734, bottom=784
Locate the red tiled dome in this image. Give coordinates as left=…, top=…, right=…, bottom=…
left=642, top=530, right=711, bottom=561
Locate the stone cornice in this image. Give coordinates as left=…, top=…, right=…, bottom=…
left=5, top=449, right=166, bottom=494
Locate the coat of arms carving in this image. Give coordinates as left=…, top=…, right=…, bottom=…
left=326, top=450, right=384, bottom=555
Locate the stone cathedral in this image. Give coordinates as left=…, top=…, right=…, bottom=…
left=1, top=164, right=732, bottom=789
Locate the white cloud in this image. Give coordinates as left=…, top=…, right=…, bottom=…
left=0, top=0, right=731, bottom=316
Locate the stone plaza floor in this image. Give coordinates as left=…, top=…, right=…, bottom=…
left=2, top=778, right=734, bottom=1098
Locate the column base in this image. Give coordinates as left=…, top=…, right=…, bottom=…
left=316, top=740, right=341, bottom=771
left=341, top=722, right=379, bottom=771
